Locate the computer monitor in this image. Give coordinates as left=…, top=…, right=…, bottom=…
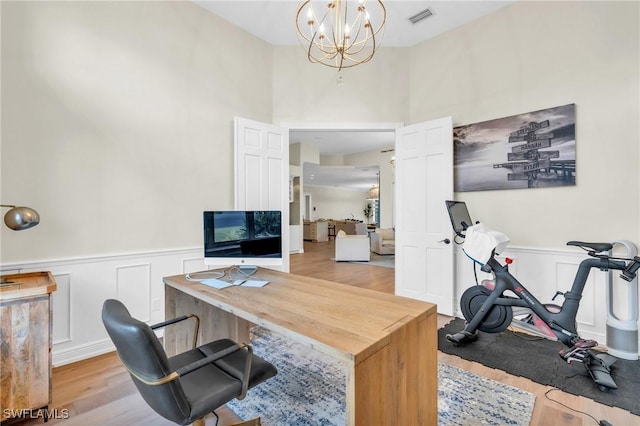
left=203, top=210, right=283, bottom=268
left=445, top=200, right=474, bottom=238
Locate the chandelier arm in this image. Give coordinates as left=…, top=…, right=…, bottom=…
left=295, top=1, right=313, bottom=43
left=372, top=1, right=386, bottom=34
left=295, top=0, right=386, bottom=70
left=308, top=47, right=340, bottom=64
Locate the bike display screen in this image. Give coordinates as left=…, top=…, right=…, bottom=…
left=445, top=200, right=473, bottom=237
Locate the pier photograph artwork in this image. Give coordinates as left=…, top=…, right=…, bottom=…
left=454, top=104, right=576, bottom=192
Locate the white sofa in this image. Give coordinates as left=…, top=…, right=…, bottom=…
left=335, top=230, right=370, bottom=262
left=370, top=228, right=395, bottom=255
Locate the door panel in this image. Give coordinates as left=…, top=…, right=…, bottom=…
left=395, top=117, right=454, bottom=315
left=234, top=117, right=290, bottom=272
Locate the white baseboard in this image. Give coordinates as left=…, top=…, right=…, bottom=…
left=53, top=339, right=115, bottom=367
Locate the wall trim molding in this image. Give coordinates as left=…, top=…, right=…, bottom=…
left=1, top=246, right=202, bottom=270
left=53, top=338, right=115, bottom=367
left=7, top=244, right=636, bottom=366
left=1, top=247, right=205, bottom=368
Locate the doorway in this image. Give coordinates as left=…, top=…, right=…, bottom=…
left=286, top=121, right=401, bottom=231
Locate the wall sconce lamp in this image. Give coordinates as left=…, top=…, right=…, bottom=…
left=1, top=205, right=40, bottom=230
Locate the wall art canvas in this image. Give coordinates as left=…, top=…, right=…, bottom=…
left=454, top=104, right=576, bottom=192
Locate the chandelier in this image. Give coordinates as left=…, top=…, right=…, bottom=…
left=295, top=0, right=386, bottom=70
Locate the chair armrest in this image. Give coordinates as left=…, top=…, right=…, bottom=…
left=150, top=314, right=200, bottom=349
left=121, top=342, right=252, bottom=399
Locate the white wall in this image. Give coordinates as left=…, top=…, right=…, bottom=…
left=1, top=1, right=273, bottom=263
left=344, top=149, right=395, bottom=229
left=1, top=1, right=274, bottom=365
left=305, top=186, right=370, bottom=223
left=409, top=1, right=639, bottom=249
left=273, top=46, right=410, bottom=124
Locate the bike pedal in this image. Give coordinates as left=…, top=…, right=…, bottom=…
left=565, top=354, right=587, bottom=364
left=559, top=343, right=598, bottom=364
left=575, top=339, right=598, bottom=349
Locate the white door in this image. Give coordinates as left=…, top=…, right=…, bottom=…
left=234, top=117, right=290, bottom=272
left=304, top=193, right=313, bottom=221
left=395, top=117, right=454, bottom=315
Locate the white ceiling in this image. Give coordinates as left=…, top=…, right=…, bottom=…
left=290, top=129, right=395, bottom=155
left=193, top=1, right=515, bottom=48
left=193, top=0, right=515, bottom=188
left=304, top=163, right=380, bottom=192
left=194, top=0, right=515, bottom=156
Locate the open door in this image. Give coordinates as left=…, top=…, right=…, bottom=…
left=394, top=117, right=454, bottom=315
left=234, top=117, right=290, bottom=272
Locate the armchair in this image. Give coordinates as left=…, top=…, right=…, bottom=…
left=101, top=299, right=277, bottom=426
left=354, top=222, right=368, bottom=235
left=370, top=228, right=395, bottom=255
left=335, top=230, right=370, bottom=261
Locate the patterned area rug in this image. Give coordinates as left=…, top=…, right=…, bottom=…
left=227, top=327, right=535, bottom=425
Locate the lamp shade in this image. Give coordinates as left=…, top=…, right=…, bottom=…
left=367, top=186, right=379, bottom=200
left=3, top=206, right=40, bottom=230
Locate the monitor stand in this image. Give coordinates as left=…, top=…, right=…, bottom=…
left=238, top=265, right=258, bottom=276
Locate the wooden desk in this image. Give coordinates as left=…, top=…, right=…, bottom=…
left=1, top=272, right=57, bottom=420
left=164, top=269, right=437, bottom=425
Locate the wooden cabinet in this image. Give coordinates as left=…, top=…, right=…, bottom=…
left=0, top=272, right=57, bottom=420
left=333, top=220, right=359, bottom=235
left=303, top=221, right=328, bottom=242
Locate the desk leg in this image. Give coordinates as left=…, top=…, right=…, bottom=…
left=164, top=285, right=251, bottom=356
left=351, top=311, right=437, bottom=425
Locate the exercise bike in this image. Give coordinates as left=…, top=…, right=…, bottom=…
left=444, top=200, right=640, bottom=391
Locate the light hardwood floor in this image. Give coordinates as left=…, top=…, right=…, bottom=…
left=8, top=240, right=639, bottom=425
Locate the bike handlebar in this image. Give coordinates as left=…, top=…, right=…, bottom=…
left=621, top=256, right=640, bottom=282
left=572, top=251, right=639, bottom=282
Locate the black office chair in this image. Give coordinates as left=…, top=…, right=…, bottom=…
left=101, top=299, right=277, bottom=426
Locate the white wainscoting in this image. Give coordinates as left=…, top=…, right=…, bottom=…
left=2, top=247, right=204, bottom=367
left=454, top=245, right=639, bottom=349
left=3, top=245, right=636, bottom=366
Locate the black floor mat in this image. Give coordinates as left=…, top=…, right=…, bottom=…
left=438, top=318, right=640, bottom=415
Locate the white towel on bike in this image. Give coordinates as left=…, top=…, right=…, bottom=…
left=463, top=223, right=510, bottom=264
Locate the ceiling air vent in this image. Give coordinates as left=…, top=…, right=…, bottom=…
left=408, top=7, right=434, bottom=24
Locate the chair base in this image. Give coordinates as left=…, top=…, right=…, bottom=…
left=191, top=416, right=260, bottom=426
left=232, top=417, right=261, bottom=426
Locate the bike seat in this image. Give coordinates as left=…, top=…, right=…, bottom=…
left=567, top=241, right=613, bottom=253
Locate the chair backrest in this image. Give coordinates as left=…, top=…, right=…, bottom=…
left=376, top=228, right=395, bottom=240
left=101, top=299, right=191, bottom=424
left=354, top=222, right=368, bottom=235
